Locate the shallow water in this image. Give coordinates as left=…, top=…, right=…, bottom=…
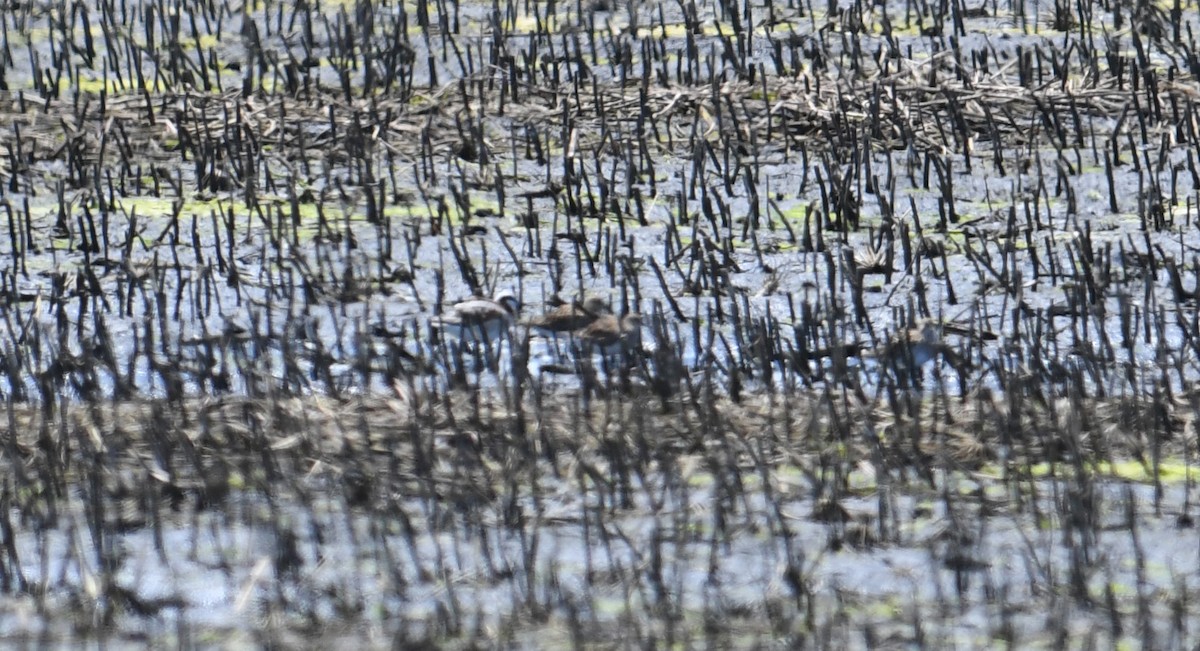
left=2, top=458, right=1195, bottom=648
left=2, top=0, right=1200, bottom=646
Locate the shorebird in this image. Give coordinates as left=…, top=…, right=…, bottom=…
left=523, top=294, right=612, bottom=337
left=430, top=291, right=520, bottom=345
left=574, top=313, right=643, bottom=357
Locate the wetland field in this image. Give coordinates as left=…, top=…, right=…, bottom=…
left=2, top=0, right=1200, bottom=646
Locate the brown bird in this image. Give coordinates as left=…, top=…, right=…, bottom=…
left=575, top=313, right=643, bottom=356
left=523, top=295, right=612, bottom=336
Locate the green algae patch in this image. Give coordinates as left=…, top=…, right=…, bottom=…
left=1095, top=460, right=1200, bottom=483
left=58, top=75, right=167, bottom=96
left=1015, top=459, right=1199, bottom=484
left=510, top=12, right=570, bottom=34
left=113, top=195, right=223, bottom=217
left=686, top=469, right=715, bottom=489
